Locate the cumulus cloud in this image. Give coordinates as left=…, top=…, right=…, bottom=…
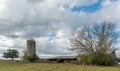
left=102, top=0, right=112, bottom=7
left=0, top=0, right=120, bottom=59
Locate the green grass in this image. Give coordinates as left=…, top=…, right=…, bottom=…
left=0, top=60, right=120, bottom=71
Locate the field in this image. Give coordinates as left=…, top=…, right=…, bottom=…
left=0, top=60, right=120, bottom=71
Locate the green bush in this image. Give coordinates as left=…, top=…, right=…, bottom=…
left=78, top=53, right=116, bottom=66
left=23, top=54, right=39, bottom=62
left=78, top=54, right=94, bottom=65
left=92, top=53, right=116, bottom=66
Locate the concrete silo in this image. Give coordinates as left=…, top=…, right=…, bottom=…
left=26, top=39, right=36, bottom=56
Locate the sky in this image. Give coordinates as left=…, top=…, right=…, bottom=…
left=0, top=0, right=120, bottom=59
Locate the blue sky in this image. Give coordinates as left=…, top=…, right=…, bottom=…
left=0, top=0, right=120, bottom=59
left=71, top=0, right=102, bottom=13
left=70, top=0, right=118, bottom=13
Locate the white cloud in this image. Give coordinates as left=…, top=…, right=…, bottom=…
left=102, top=0, right=112, bottom=7
left=0, top=35, right=14, bottom=48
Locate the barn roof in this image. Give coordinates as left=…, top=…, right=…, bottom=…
left=48, top=56, right=77, bottom=59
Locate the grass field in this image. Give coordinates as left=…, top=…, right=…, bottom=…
left=0, top=60, right=120, bottom=71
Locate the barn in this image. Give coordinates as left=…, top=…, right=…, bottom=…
left=46, top=56, right=77, bottom=63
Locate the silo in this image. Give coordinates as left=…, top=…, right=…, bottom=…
left=26, top=39, right=36, bottom=56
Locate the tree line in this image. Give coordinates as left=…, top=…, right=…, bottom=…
left=2, top=22, right=119, bottom=65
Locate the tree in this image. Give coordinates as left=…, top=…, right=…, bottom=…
left=3, top=49, right=19, bottom=61
left=71, top=22, right=117, bottom=65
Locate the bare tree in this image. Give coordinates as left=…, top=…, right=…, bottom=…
left=71, top=22, right=117, bottom=55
